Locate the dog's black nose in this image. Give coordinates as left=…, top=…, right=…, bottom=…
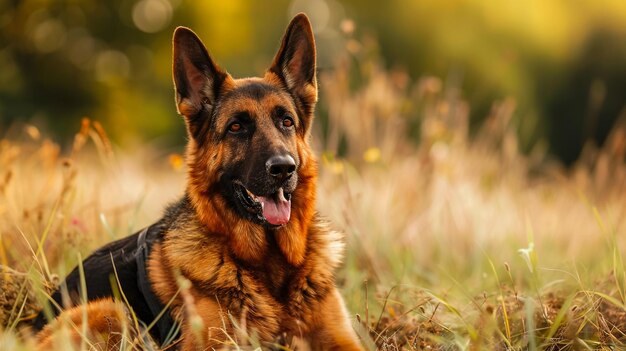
left=266, top=155, right=296, bottom=180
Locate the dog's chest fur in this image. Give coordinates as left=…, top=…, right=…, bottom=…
left=148, top=198, right=345, bottom=340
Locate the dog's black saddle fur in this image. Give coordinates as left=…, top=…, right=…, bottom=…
left=32, top=224, right=178, bottom=345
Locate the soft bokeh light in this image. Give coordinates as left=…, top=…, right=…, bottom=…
left=65, top=28, right=96, bottom=69
left=32, top=19, right=67, bottom=53
left=94, top=50, right=131, bottom=83
left=289, top=0, right=331, bottom=33
left=132, top=0, right=173, bottom=33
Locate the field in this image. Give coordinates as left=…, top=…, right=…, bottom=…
left=2, top=46, right=626, bottom=351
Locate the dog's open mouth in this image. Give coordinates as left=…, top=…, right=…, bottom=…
left=233, top=181, right=292, bottom=226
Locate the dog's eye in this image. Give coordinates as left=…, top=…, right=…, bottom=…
left=228, top=123, right=242, bottom=133
left=282, top=117, right=294, bottom=128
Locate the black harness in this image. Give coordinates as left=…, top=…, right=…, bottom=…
left=135, top=226, right=179, bottom=344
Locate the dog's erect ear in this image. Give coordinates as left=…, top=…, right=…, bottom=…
left=269, top=13, right=317, bottom=136
left=173, top=27, right=227, bottom=133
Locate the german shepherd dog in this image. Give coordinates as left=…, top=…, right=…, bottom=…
left=33, top=13, right=364, bottom=351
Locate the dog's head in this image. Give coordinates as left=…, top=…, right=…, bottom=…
left=172, top=13, right=317, bottom=258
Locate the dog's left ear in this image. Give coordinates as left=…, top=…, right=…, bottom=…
left=269, top=13, right=317, bottom=136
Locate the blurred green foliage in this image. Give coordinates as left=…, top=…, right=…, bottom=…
left=0, top=0, right=625, bottom=163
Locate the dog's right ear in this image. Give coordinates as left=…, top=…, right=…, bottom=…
left=173, top=27, right=227, bottom=133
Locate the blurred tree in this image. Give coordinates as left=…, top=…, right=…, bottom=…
left=340, top=0, right=626, bottom=162
left=540, top=29, right=626, bottom=164
left=0, top=0, right=178, bottom=144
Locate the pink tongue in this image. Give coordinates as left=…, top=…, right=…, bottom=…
left=258, top=195, right=291, bottom=225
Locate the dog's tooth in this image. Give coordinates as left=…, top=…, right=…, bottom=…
left=277, top=188, right=287, bottom=202
left=246, top=188, right=256, bottom=200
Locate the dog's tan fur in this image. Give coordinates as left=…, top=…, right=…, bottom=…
left=37, top=299, right=132, bottom=350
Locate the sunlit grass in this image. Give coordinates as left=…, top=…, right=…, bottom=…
left=2, top=39, right=626, bottom=350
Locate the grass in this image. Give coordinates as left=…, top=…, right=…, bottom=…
left=2, top=35, right=626, bottom=350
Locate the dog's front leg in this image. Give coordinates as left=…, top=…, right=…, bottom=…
left=179, top=297, right=234, bottom=351
left=307, top=288, right=365, bottom=351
